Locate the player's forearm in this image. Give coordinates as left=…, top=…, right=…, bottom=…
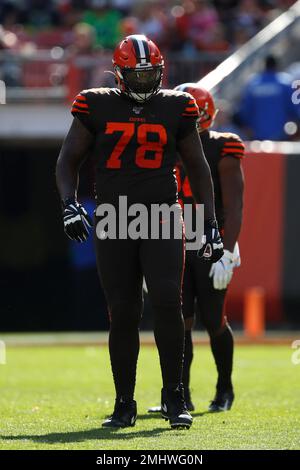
left=222, top=209, right=243, bottom=252
left=219, top=156, right=244, bottom=252
left=56, top=153, right=80, bottom=202
left=178, top=129, right=216, bottom=221
left=56, top=117, right=94, bottom=202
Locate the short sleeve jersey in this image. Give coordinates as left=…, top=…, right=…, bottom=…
left=71, top=87, right=199, bottom=205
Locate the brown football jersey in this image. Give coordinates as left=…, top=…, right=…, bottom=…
left=176, top=130, right=245, bottom=230
left=71, top=87, right=199, bottom=206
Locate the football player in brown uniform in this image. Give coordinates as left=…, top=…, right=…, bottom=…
left=148, top=84, right=244, bottom=414
left=56, top=37, right=223, bottom=429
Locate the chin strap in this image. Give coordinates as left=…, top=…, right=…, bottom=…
left=127, top=90, right=157, bottom=103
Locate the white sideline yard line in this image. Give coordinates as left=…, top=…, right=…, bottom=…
left=0, top=331, right=299, bottom=347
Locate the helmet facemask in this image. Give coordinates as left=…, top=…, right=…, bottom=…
left=115, top=65, right=163, bottom=103
left=197, top=104, right=218, bottom=132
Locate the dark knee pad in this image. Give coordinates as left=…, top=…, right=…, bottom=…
left=109, top=299, right=143, bottom=330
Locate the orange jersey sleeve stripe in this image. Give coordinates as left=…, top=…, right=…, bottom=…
left=222, top=147, right=244, bottom=153
left=182, top=108, right=199, bottom=112
left=224, top=143, right=245, bottom=149
left=223, top=144, right=244, bottom=150
left=75, top=94, right=87, bottom=101
left=73, top=101, right=89, bottom=109
left=184, top=106, right=198, bottom=112
left=71, top=107, right=90, bottom=114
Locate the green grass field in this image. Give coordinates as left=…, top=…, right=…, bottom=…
left=0, top=341, right=299, bottom=450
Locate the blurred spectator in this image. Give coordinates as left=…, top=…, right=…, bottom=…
left=237, top=55, right=300, bottom=140
left=133, top=1, right=167, bottom=45
left=234, top=0, right=264, bottom=38
left=213, top=0, right=241, bottom=37
left=197, top=21, right=230, bottom=51
left=232, top=25, right=252, bottom=49
left=66, top=22, right=115, bottom=90
left=188, top=0, right=220, bottom=49
left=0, top=24, right=31, bottom=86
left=119, top=15, right=140, bottom=36
left=68, top=22, right=98, bottom=55
left=0, top=1, right=23, bottom=29
left=22, top=0, right=62, bottom=29
left=174, top=0, right=220, bottom=54
left=58, top=2, right=86, bottom=31
left=111, top=0, right=135, bottom=16
left=82, top=0, right=122, bottom=49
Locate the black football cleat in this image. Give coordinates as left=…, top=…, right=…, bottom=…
left=161, top=386, right=193, bottom=429
left=208, top=389, right=234, bottom=412
left=148, top=387, right=195, bottom=413
left=102, top=398, right=137, bottom=428
left=184, top=387, right=195, bottom=412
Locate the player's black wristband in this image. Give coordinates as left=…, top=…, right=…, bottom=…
left=198, top=217, right=223, bottom=262
left=61, top=197, right=77, bottom=210
left=204, top=217, right=218, bottom=230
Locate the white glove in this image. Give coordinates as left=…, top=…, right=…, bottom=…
left=209, top=244, right=241, bottom=290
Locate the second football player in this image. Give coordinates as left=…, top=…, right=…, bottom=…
left=148, top=83, right=244, bottom=413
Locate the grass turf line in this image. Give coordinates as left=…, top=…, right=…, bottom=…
left=0, top=344, right=299, bottom=450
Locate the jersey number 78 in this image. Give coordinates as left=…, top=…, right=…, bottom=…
left=105, top=122, right=167, bottom=169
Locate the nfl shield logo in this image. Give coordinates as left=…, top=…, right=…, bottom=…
left=133, top=106, right=143, bottom=115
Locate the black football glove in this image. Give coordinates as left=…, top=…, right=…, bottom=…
left=62, top=198, right=93, bottom=243
left=197, top=218, right=224, bottom=263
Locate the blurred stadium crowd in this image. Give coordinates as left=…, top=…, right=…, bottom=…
left=1, top=0, right=299, bottom=140
left=0, top=0, right=296, bottom=55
